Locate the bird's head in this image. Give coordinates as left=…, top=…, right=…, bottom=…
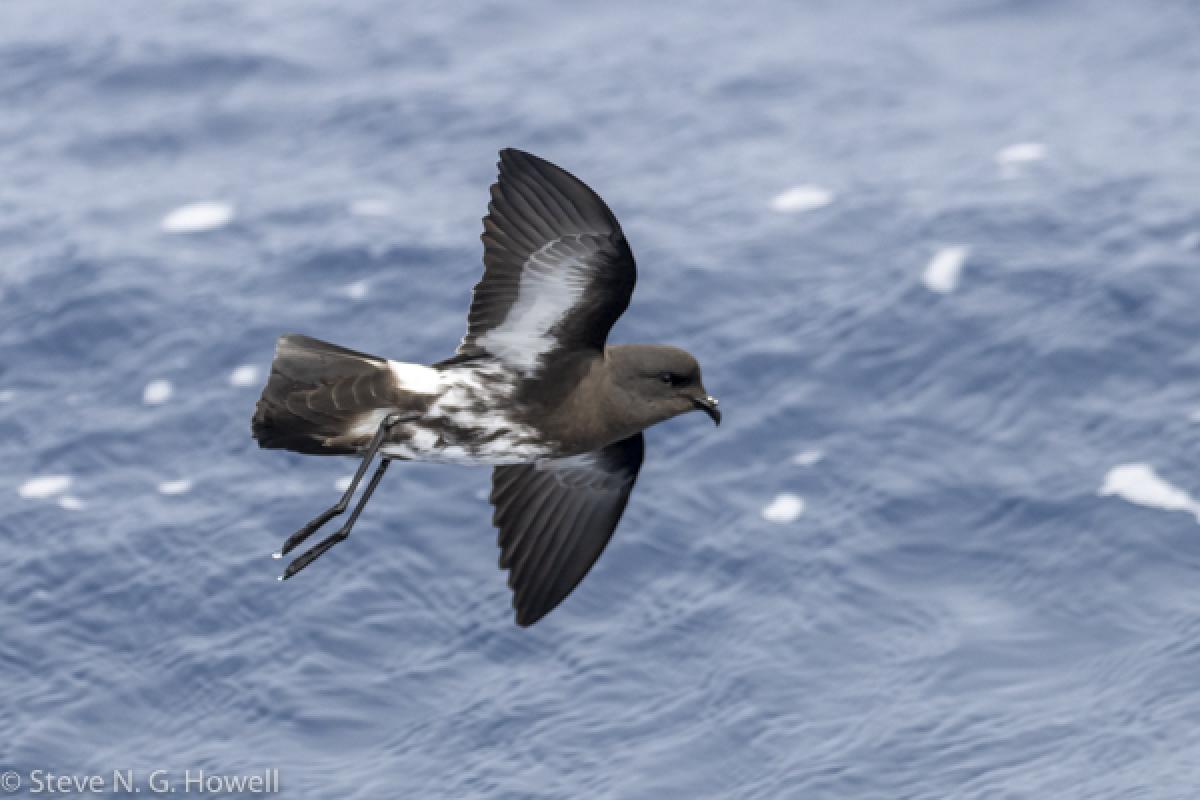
left=607, top=344, right=721, bottom=428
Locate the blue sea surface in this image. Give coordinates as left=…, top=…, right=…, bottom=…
left=3, top=1, right=1200, bottom=797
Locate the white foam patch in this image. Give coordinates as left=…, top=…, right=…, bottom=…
left=762, top=493, right=805, bottom=524
left=1189, top=407, right=1200, bottom=423
left=341, top=280, right=369, bottom=300
left=161, top=202, right=235, bottom=234
left=158, top=479, right=193, bottom=495
left=792, top=449, right=825, bottom=467
left=350, top=199, right=394, bottom=217
left=19, top=475, right=72, bottom=499
left=143, top=379, right=173, bottom=405
left=770, top=185, right=834, bottom=213
left=57, top=495, right=84, bottom=511
left=228, top=364, right=260, bottom=387
left=334, top=475, right=353, bottom=492
left=923, top=246, right=970, bottom=294
left=1099, top=463, right=1200, bottom=522
left=995, top=142, right=1047, bottom=165
left=0, top=389, right=13, bottom=403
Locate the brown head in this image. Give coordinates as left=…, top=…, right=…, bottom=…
left=604, top=344, right=721, bottom=432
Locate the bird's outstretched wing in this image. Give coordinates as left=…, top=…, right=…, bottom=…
left=458, top=149, right=637, bottom=375
left=489, top=433, right=644, bottom=626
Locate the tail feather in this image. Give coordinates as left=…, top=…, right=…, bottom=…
left=251, top=334, right=421, bottom=455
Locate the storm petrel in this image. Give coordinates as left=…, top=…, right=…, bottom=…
left=252, top=149, right=720, bottom=626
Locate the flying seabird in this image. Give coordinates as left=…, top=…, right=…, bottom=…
left=252, top=149, right=720, bottom=626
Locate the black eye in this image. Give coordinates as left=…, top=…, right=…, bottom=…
left=659, top=372, right=675, bottom=385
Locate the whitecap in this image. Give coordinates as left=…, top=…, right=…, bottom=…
left=792, top=449, right=824, bottom=467
left=57, top=495, right=85, bottom=511
left=995, top=142, right=1047, bottom=165
left=349, top=199, right=394, bottom=217
left=923, top=246, right=969, bottom=294
left=161, top=202, right=235, bottom=234
left=143, top=379, right=173, bottom=405
left=1098, top=463, right=1200, bottom=522
left=0, top=389, right=13, bottom=403
left=19, top=475, right=72, bottom=499
left=334, top=475, right=353, bottom=492
left=341, top=280, right=369, bottom=300
left=770, top=185, right=834, bottom=213
left=158, top=479, right=193, bottom=495
left=229, top=364, right=261, bottom=388
left=762, top=493, right=805, bottom=524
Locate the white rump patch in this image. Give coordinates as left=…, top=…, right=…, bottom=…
left=19, top=474, right=72, bottom=499
left=478, top=244, right=590, bottom=373
left=161, top=202, right=234, bottom=234
left=389, top=361, right=440, bottom=394
left=923, top=246, right=970, bottom=294
left=770, top=185, right=834, bottom=213
left=158, top=479, right=193, bottom=495
left=1099, top=463, right=1200, bottom=522
left=143, top=379, right=173, bottom=405
left=762, top=493, right=805, bottom=523
left=228, top=364, right=260, bottom=387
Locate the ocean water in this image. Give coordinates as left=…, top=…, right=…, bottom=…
left=3, top=1, right=1200, bottom=797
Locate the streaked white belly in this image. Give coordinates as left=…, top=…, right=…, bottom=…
left=379, top=363, right=552, bottom=465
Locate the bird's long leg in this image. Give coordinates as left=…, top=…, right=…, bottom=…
left=280, top=458, right=391, bottom=580
left=275, top=412, right=410, bottom=560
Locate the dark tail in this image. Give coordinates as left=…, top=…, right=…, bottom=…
left=251, top=334, right=405, bottom=455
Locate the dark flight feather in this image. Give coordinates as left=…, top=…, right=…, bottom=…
left=490, top=433, right=644, bottom=626
left=458, top=149, right=637, bottom=367
left=252, top=334, right=420, bottom=454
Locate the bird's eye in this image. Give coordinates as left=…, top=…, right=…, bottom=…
left=659, top=372, right=675, bottom=385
